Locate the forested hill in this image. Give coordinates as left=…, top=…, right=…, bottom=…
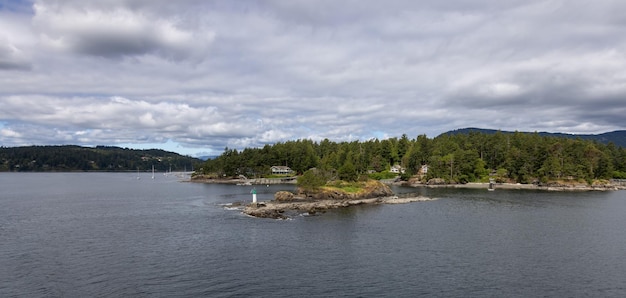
left=199, top=130, right=626, bottom=184
left=444, top=128, right=626, bottom=147
left=0, top=145, right=202, bottom=172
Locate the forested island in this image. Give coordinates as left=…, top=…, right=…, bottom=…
left=214, top=129, right=626, bottom=219
left=197, top=130, right=626, bottom=186
left=0, top=145, right=202, bottom=172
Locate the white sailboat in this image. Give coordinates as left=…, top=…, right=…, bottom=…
left=151, top=165, right=155, bottom=179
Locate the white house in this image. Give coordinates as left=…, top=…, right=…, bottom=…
left=390, top=164, right=405, bottom=174
left=271, top=166, right=294, bottom=175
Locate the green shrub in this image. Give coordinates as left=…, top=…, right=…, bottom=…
left=612, top=171, right=626, bottom=179
left=297, top=169, right=327, bottom=190
left=338, top=162, right=358, bottom=182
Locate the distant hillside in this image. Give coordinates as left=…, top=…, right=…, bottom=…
left=0, top=145, right=202, bottom=172
left=197, top=155, right=219, bottom=161
left=443, top=128, right=626, bottom=147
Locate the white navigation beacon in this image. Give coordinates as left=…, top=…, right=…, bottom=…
left=251, top=188, right=257, bottom=203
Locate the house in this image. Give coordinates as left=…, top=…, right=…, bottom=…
left=420, top=165, right=428, bottom=175
left=390, top=164, right=405, bottom=174
left=271, top=166, right=294, bottom=175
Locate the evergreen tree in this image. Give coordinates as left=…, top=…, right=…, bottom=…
left=338, top=161, right=358, bottom=182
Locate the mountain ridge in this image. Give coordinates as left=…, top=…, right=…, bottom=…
left=442, top=128, right=626, bottom=147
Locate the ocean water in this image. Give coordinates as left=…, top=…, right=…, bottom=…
left=1, top=173, right=625, bottom=297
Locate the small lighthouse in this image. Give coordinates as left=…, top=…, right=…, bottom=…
left=251, top=188, right=257, bottom=203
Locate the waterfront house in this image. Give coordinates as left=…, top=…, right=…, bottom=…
left=271, top=166, right=294, bottom=175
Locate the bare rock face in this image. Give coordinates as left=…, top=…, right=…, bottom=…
left=363, top=183, right=394, bottom=198
left=244, top=206, right=288, bottom=219
left=300, top=189, right=345, bottom=201
left=274, top=191, right=295, bottom=201
left=427, top=178, right=446, bottom=185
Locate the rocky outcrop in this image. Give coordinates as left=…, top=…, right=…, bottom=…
left=274, top=191, right=297, bottom=201
left=242, top=180, right=434, bottom=219
left=242, top=196, right=437, bottom=219
left=244, top=202, right=289, bottom=219
left=427, top=178, right=446, bottom=185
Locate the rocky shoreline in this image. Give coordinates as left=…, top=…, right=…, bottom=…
left=204, top=176, right=625, bottom=219
left=193, top=175, right=625, bottom=191
left=400, top=181, right=626, bottom=191
left=234, top=180, right=436, bottom=219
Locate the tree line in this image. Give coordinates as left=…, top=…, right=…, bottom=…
left=199, top=131, right=626, bottom=184
left=0, top=145, right=202, bottom=172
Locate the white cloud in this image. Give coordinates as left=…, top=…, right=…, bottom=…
left=0, top=0, right=625, bottom=155
left=0, top=128, right=22, bottom=138
left=32, top=0, right=214, bottom=61
left=0, top=10, right=35, bottom=70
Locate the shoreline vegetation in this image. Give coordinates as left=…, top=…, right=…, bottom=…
left=191, top=175, right=626, bottom=191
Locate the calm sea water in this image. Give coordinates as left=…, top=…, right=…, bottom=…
left=1, top=173, right=625, bottom=297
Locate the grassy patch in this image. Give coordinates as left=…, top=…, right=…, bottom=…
left=322, top=180, right=381, bottom=194
left=334, top=185, right=361, bottom=193
left=266, top=174, right=296, bottom=179
left=321, top=181, right=360, bottom=193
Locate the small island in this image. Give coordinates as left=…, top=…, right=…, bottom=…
left=242, top=177, right=435, bottom=219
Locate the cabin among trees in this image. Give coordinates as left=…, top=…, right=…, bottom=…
left=390, top=164, right=405, bottom=174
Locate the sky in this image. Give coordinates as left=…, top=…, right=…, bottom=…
left=1, top=0, right=625, bottom=157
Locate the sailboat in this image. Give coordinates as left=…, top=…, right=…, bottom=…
left=151, top=165, right=155, bottom=179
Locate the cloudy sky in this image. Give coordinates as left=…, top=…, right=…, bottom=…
left=1, top=0, right=625, bottom=156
